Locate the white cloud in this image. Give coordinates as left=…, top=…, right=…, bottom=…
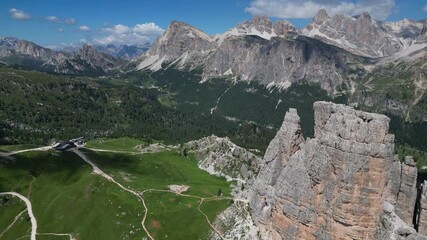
left=65, top=18, right=76, bottom=25
left=93, top=22, right=164, bottom=45
left=105, top=24, right=129, bottom=34
left=423, top=5, right=427, bottom=12
left=245, top=0, right=395, bottom=20
left=78, top=25, right=91, bottom=31
left=9, top=8, right=31, bottom=20
left=46, top=16, right=60, bottom=23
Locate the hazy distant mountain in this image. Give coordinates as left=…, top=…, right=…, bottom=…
left=61, top=43, right=150, bottom=59
left=95, top=43, right=150, bottom=59
left=0, top=37, right=121, bottom=76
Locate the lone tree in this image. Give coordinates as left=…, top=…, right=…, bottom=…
left=217, top=188, right=222, bottom=197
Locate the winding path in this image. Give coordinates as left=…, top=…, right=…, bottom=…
left=37, top=233, right=76, bottom=240
left=1, top=145, right=247, bottom=240
left=0, top=146, right=52, bottom=157
left=74, top=148, right=255, bottom=240
left=72, top=149, right=155, bottom=240
left=0, top=209, right=26, bottom=239
left=198, top=198, right=225, bottom=240
left=0, top=192, right=37, bottom=240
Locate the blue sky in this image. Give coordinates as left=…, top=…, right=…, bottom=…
left=1, top=0, right=426, bottom=47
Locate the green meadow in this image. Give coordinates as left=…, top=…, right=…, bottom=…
left=85, top=137, right=147, bottom=152
left=0, top=147, right=232, bottom=240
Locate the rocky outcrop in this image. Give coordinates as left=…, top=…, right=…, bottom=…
left=210, top=203, right=260, bottom=240
left=249, top=101, right=424, bottom=240
left=182, top=135, right=262, bottom=182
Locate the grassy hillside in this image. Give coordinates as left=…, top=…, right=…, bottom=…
left=0, top=149, right=232, bottom=239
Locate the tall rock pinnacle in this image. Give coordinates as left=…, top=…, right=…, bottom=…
left=249, top=101, right=426, bottom=240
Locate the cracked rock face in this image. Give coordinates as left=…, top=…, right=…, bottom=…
left=249, top=101, right=423, bottom=240
left=418, top=181, right=427, bottom=236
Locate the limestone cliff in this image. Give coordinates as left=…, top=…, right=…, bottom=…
left=249, top=102, right=425, bottom=240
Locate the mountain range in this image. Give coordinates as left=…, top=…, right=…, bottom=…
left=0, top=37, right=121, bottom=76
left=1, top=8, right=427, bottom=240
left=134, top=10, right=426, bottom=93
left=1, top=9, right=426, bottom=120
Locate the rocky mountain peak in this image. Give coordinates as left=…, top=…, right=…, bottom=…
left=214, top=15, right=296, bottom=45
left=0, top=36, right=19, bottom=49
left=76, top=44, right=117, bottom=70
left=237, top=16, right=273, bottom=33
left=77, top=44, right=104, bottom=58
left=303, top=9, right=422, bottom=57
left=137, top=20, right=217, bottom=71
left=355, top=11, right=373, bottom=21
left=14, top=40, right=68, bottom=63
left=162, top=20, right=214, bottom=43
left=249, top=101, right=426, bottom=239
left=237, top=15, right=297, bottom=37
left=272, top=20, right=296, bottom=35
left=313, top=8, right=330, bottom=24
left=169, top=20, right=194, bottom=29
left=17, top=40, right=45, bottom=53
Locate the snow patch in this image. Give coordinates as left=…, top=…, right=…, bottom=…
left=214, top=25, right=278, bottom=45
left=214, top=28, right=244, bottom=45
left=246, top=27, right=277, bottom=40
